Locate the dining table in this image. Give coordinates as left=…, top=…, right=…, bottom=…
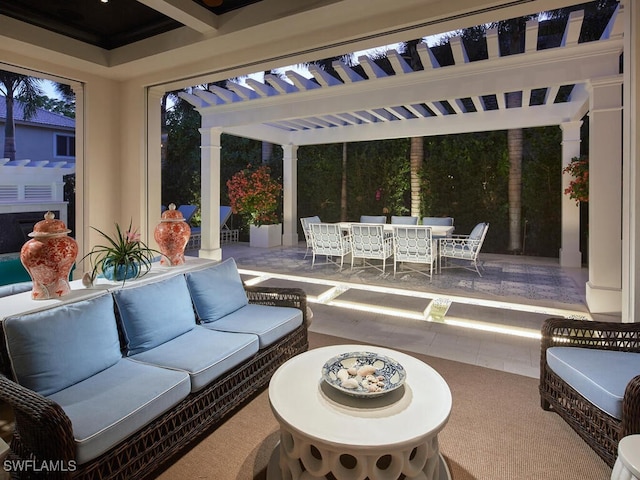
left=338, top=222, right=454, bottom=238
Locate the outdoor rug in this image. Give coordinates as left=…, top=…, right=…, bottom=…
left=155, top=332, right=611, bottom=480
left=226, top=244, right=585, bottom=306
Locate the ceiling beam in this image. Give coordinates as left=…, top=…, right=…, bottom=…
left=137, top=0, right=218, bottom=33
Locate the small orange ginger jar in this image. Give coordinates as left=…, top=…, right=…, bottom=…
left=20, top=211, right=78, bottom=300
left=154, top=203, right=191, bottom=266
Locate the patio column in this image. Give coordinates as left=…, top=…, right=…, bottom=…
left=281, top=144, right=298, bottom=246
left=623, top=0, right=640, bottom=323
left=559, top=121, right=582, bottom=268
left=199, top=127, right=222, bottom=260
left=586, top=76, right=623, bottom=314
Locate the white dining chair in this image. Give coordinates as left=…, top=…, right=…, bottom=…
left=300, top=216, right=321, bottom=259
left=309, top=223, right=352, bottom=271
left=439, top=222, right=489, bottom=276
left=392, top=226, right=435, bottom=280
left=350, top=223, right=393, bottom=274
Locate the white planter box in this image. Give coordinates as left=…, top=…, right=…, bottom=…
left=250, top=224, right=282, bottom=248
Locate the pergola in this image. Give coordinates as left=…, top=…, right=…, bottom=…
left=180, top=7, right=623, bottom=313
left=0, top=0, right=637, bottom=319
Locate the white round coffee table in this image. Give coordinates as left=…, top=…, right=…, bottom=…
left=267, top=344, right=452, bottom=480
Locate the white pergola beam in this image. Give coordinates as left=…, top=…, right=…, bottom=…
left=226, top=81, right=259, bottom=100
left=562, top=10, right=585, bottom=47
left=450, top=37, right=469, bottom=64
left=417, top=43, right=440, bottom=69
left=358, top=56, right=389, bottom=79
left=286, top=102, right=587, bottom=146
left=197, top=38, right=621, bottom=120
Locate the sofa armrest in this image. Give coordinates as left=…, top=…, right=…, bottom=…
left=622, top=375, right=640, bottom=437
left=244, top=286, right=309, bottom=326
left=541, top=317, right=640, bottom=353
left=0, top=375, right=76, bottom=469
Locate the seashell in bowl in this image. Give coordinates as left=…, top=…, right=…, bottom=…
left=321, top=351, right=406, bottom=398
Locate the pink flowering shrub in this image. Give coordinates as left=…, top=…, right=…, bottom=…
left=563, top=156, right=588, bottom=205
left=227, top=165, right=282, bottom=226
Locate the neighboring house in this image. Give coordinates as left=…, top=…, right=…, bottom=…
left=0, top=95, right=75, bottom=164
left=0, top=96, right=75, bottom=255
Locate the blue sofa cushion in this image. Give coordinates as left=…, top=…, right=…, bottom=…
left=201, top=303, right=303, bottom=348
left=3, top=293, right=122, bottom=396
left=547, top=347, right=640, bottom=419
left=48, top=358, right=190, bottom=465
left=129, top=326, right=259, bottom=392
left=113, top=274, right=196, bottom=356
left=0, top=281, right=33, bottom=298
left=185, top=258, right=248, bottom=323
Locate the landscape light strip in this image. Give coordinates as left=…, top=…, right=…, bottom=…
left=238, top=268, right=591, bottom=320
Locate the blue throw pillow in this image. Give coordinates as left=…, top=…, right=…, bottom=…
left=113, top=274, right=196, bottom=355
left=185, top=258, right=248, bottom=323
left=3, top=293, right=122, bottom=396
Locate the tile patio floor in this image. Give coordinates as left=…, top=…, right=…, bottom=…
left=214, top=242, right=620, bottom=379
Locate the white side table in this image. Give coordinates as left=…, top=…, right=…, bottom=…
left=612, top=435, right=640, bottom=480
left=268, top=345, right=452, bottom=480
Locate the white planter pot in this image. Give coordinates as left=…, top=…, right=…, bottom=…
left=250, top=224, right=282, bottom=248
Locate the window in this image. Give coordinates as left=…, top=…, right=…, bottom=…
left=55, top=134, right=75, bottom=158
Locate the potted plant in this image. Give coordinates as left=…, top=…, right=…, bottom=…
left=563, top=155, right=588, bottom=205
left=227, top=164, right=282, bottom=247
left=81, top=220, right=160, bottom=284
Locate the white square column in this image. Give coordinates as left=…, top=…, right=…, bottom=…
left=586, top=76, right=623, bottom=314
left=199, top=127, right=222, bottom=260
left=281, top=144, right=298, bottom=247
left=559, top=121, right=583, bottom=268
left=622, top=0, right=640, bottom=323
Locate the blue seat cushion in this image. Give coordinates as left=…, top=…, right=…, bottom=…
left=48, top=358, right=190, bottom=465
left=129, top=326, right=259, bottom=392
left=185, top=258, right=248, bottom=322
left=3, top=293, right=122, bottom=396
left=547, top=347, right=640, bottom=419
left=113, top=274, right=196, bottom=356
left=201, top=303, right=303, bottom=348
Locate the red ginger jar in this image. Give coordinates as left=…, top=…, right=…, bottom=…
left=20, top=211, right=78, bottom=300
left=154, top=203, right=191, bottom=266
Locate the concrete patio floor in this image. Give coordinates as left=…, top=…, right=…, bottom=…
left=214, top=242, right=619, bottom=379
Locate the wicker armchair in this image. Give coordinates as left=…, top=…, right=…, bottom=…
left=540, top=317, right=640, bottom=466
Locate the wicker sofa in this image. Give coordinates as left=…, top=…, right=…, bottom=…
left=0, top=258, right=309, bottom=479
left=539, top=317, right=640, bottom=466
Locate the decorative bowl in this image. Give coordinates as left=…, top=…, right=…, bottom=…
left=321, top=351, right=406, bottom=398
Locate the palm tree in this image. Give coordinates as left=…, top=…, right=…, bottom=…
left=403, top=39, right=424, bottom=218
left=0, top=71, right=43, bottom=161
left=495, top=17, right=531, bottom=253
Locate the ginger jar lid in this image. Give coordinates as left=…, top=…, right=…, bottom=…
left=28, top=211, right=71, bottom=237
left=160, top=203, right=186, bottom=223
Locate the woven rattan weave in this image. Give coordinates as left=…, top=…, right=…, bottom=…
left=0, top=285, right=309, bottom=479
left=540, top=317, right=640, bottom=467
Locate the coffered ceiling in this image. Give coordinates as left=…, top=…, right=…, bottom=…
left=0, top=0, right=262, bottom=50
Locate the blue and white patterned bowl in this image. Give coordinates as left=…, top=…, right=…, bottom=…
left=321, top=351, right=406, bottom=398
